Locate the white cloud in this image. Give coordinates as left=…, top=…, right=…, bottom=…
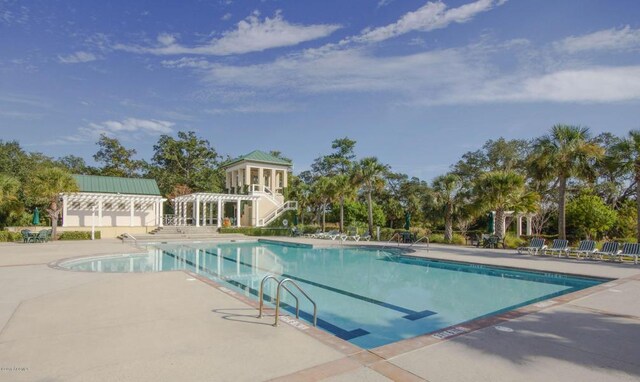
left=221, top=13, right=232, bottom=21
left=356, top=0, right=505, bottom=43
left=161, top=57, right=214, bottom=69
left=58, top=51, right=99, bottom=64
left=206, top=102, right=297, bottom=114
left=554, top=26, right=640, bottom=54
left=116, top=11, right=341, bottom=56
left=87, top=118, right=174, bottom=135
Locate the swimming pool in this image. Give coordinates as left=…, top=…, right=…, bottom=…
left=61, top=241, right=607, bottom=349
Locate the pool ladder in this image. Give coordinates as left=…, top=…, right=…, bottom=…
left=258, top=274, right=318, bottom=327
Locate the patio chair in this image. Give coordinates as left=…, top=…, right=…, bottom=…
left=33, top=229, right=50, bottom=243
left=568, top=240, right=596, bottom=259
left=544, top=239, right=569, bottom=257
left=592, top=241, right=619, bottom=261
left=20, top=229, right=33, bottom=243
left=516, top=237, right=546, bottom=255
left=305, top=230, right=322, bottom=238
left=614, top=243, right=640, bottom=264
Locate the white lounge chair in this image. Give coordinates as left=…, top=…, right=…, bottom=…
left=568, top=240, right=596, bottom=259
left=544, top=239, right=569, bottom=257
left=517, top=238, right=546, bottom=255
left=614, top=243, right=640, bottom=264
left=345, top=229, right=360, bottom=241
left=593, top=241, right=619, bottom=261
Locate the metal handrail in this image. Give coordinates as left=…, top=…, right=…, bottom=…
left=120, top=232, right=137, bottom=245
left=258, top=275, right=300, bottom=319
left=275, top=278, right=317, bottom=327
left=409, top=235, right=430, bottom=252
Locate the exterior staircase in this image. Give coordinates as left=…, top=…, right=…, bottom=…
left=119, top=226, right=247, bottom=242
left=258, top=201, right=298, bottom=226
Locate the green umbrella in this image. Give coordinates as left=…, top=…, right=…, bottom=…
left=32, top=207, right=40, bottom=225
left=487, top=212, right=494, bottom=234
left=404, top=212, right=411, bottom=231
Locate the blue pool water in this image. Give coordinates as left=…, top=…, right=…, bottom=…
left=62, top=241, right=606, bottom=348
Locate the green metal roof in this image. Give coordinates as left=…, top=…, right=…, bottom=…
left=73, top=175, right=161, bottom=196
left=223, top=150, right=292, bottom=168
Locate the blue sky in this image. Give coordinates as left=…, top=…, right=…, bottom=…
left=1, top=0, right=639, bottom=180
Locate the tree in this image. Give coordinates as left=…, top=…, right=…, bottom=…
left=57, top=155, right=95, bottom=175
left=93, top=134, right=143, bottom=177
left=473, top=171, right=539, bottom=238
left=333, top=174, right=357, bottom=232
left=566, top=193, right=617, bottom=240
left=353, top=157, right=389, bottom=235
left=611, top=130, right=640, bottom=241
left=0, top=174, right=22, bottom=228
left=24, top=167, right=79, bottom=239
left=431, top=173, right=464, bottom=243
left=311, top=176, right=337, bottom=231
left=149, top=131, right=223, bottom=195
left=529, top=125, right=604, bottom=239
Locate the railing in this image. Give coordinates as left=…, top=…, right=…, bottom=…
left=163, top=214, right=188, bottom=226
left=120, top=232, right=138, bottom=246
left=258, top=201, right=298, bottom=226
left=258, top=274, right=318, bottom=327
left=409, top=236, right=430, bottom=252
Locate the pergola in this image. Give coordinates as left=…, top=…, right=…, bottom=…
left=492, top=211, right=536, bottom=237
left=172, top=192, right=260, bottom=227
left=61, top=192, right=166, bottom=227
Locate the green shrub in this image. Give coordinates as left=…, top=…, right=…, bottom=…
left=428, top=233, right=466, bottom=245
left=58, top=231, right=101, bottom=240
left=504, top=234, right=528, bottom=249
left=0, top=231, right=21, bottom=242
left=219, top=227, right=291, bottom=236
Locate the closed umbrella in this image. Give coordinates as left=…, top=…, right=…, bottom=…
left=487, top=212, right=494, bottom=234
left=32, top=207, right=40, bottom=225
left=293, top=214, right=298, bottom=226
left=404, top=212, right=411, bottom=231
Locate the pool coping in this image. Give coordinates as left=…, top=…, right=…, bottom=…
left=47, top=241, right=637, bottom=381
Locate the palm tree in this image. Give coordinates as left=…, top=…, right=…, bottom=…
left=311, top=176, right=337, bottom=232
left=612, top=130, right=640, bottom=241
left=473, top=171, right=539, bottom=237
left=24, top=167, right=79, bottom=239
left=431, top=173, right=464, bottom=243
left=529, top=125, right=604, bottom=239
left=353, top=157, right=389, bottom=236
left=333, top=174, right=357, bottom=232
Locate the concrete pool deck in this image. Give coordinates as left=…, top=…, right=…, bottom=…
left=0, top=238, right=639, bottom=381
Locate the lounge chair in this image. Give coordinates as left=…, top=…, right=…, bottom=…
left=593, top=241, right=619, bottom=261
left=544, top=239, right=569, bottom=257
left=305, top=230, right=322, bottom=238
left=517, top=237, right=546, bottom=255
left=568, top=240, right=596, bottom=259
left=345, top=229, right=360, bottom=241
left=325, top=230, right=346, bottom=240
left=359, top=233, right=371, bottom=242
left=614, top=243, right=640, bottom=264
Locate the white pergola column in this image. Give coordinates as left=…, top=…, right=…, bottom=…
left=62, top=195, right=68, bottom=227
left=236, top=200, right=241, bottom=227
left=129, top=200, right=135, bottom=227
left=217, top=199, right=222, bottom=228
left=209, top=202, right=213, bottom=225
left=159, top=200, right=164, bottom=227
left=98, top=198, right=103, bottom=227
left=202, top=200, right=207, bottom=226
left=174, top=201, right=179, bottom=226
left=517, top=215, right=523, bottom=237
left=195, top=196, right=200, bottom=227
left=526, top=215, right=533, bottom=235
